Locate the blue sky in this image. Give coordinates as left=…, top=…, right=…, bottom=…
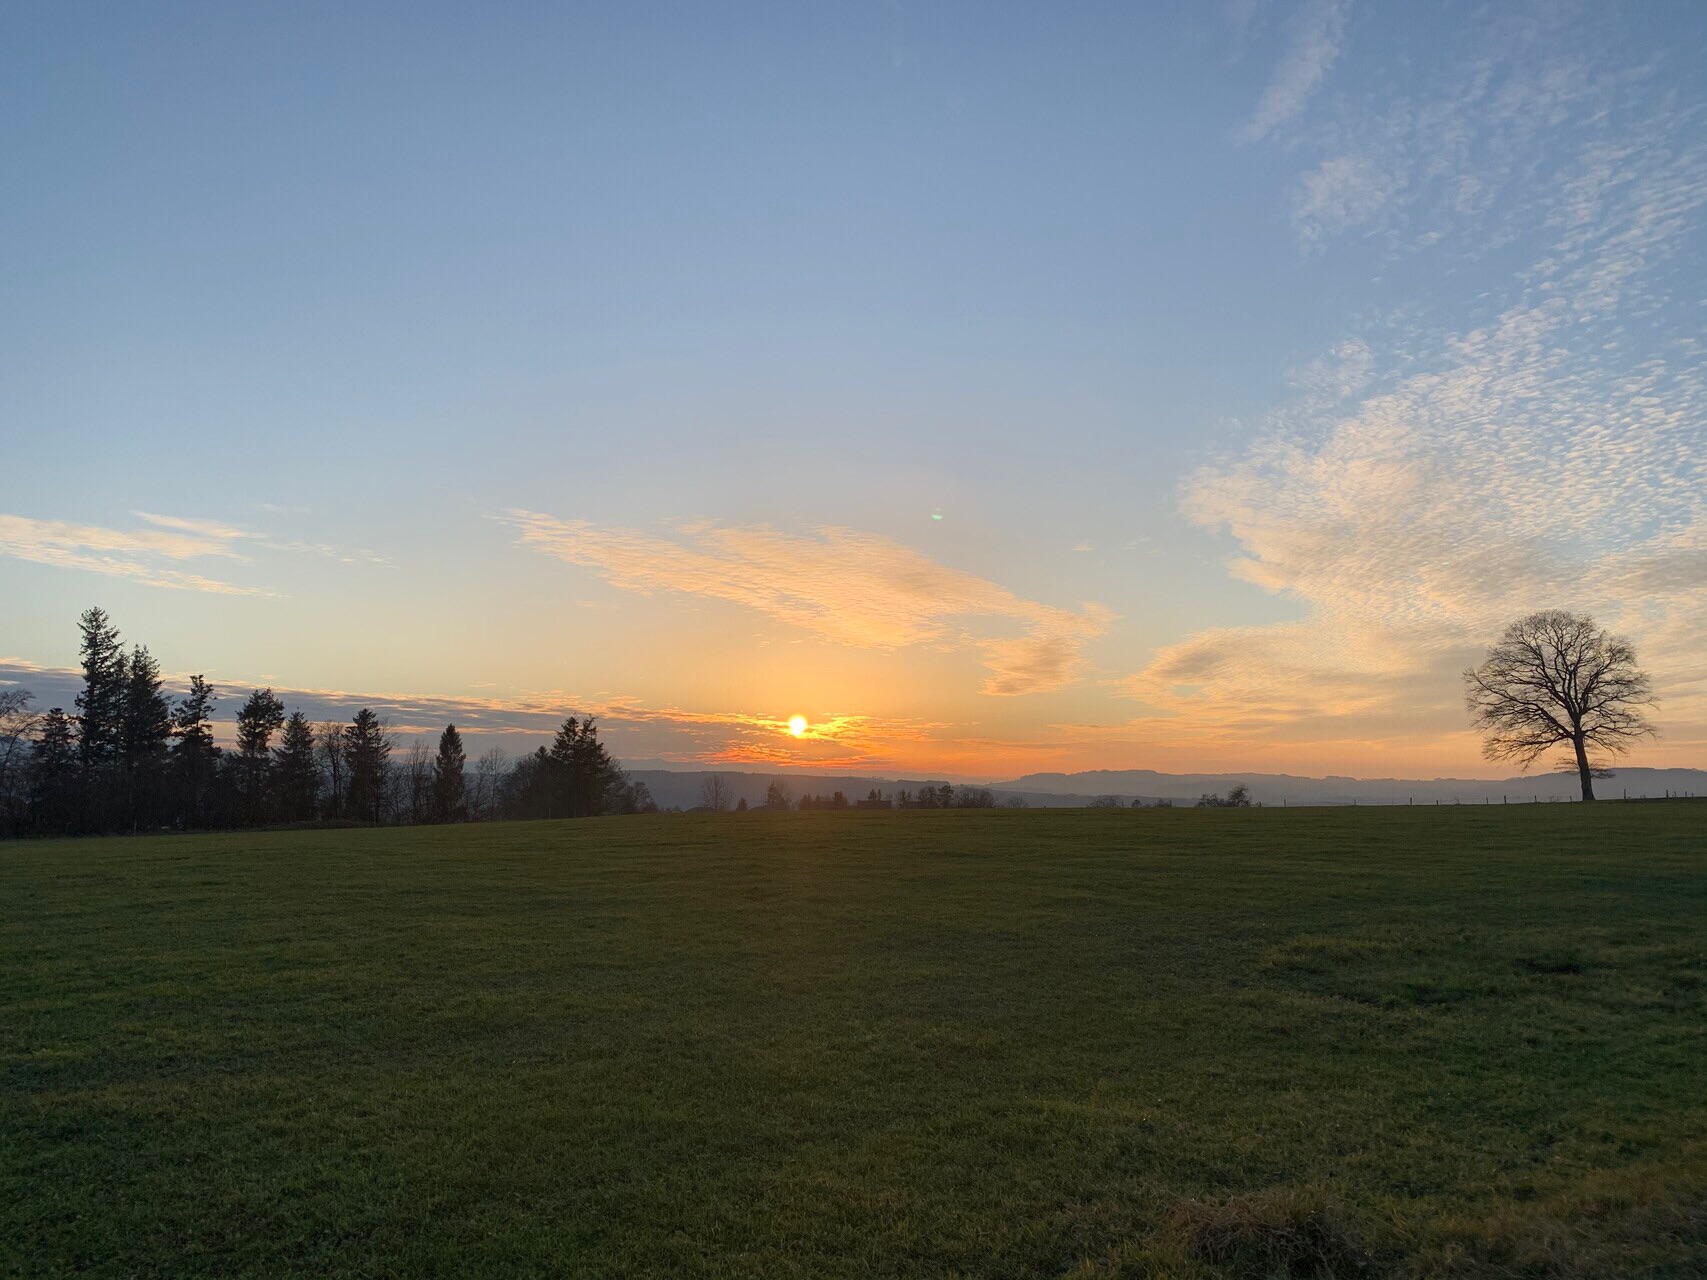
left=4, top=1, right=1705, bottom=777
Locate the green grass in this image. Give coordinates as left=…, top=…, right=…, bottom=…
left=4, top=805, right=1705, bottom=1278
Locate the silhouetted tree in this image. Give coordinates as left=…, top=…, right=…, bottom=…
left=274, top=711, right=320, bottom=822
left=764, top=780, right=791, bottom=810
left=1465, top=610, right=1655, bottom=802
left=315, top=721, right=346, bottom=818
left=546, top=717, right=601, bottom=817
left=912, top=784, right=955, bottom=809
left=75, top=607, right=126, bottom=771
left=28, top=709, right=79, bottom=833
left=610, top=772, right=656, bottom=814
left=499, top=746, right=554, bottom=819
left=171, top=676, right=221, bottom=828
left=734, top=796, right=748, bottom=812
left=120, top=646, right=172, bottom=829
left=233, top=688, right=286, bottom=824
left=9, top=607, right=670, bottom=837
left=471, top=746, right=506, bottom=821
left=343, top=709, right=391, bottom=824
left=0, top=690, right=40, bottom=834
left=432, top=724, right=467, bottom=822
left=698, top=774, right=732, bottom=811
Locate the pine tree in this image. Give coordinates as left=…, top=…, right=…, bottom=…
left=120, top=646, right=173, bottom=830
left=233, top=688, right=286, bottom=824
left=543, top=716, right=634, bottom=818
left=432, top=724, right=467, bottom=823
left=28, top=708, right=80, bottom=833
left=171, top=676, right=221, bottom=828
left=74, top=607, right=126, bottom=770
left=343, top=708, right=391, bottom=824
left=274, top=711, right=319, bottom=823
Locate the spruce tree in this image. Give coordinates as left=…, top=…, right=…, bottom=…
left=171, top=676, right=220, bottom=828
left=74, top=607, right=126, bottom=769
left=120, top=646, right=173, bottom=829
left=432, top=724, right=467, bottom=823
left=28, top=708, right=80, bottom=834
left=546, top=716, right=628, bottom=817
left=343, top=709, right=391, bottom=824
left=274, top=711, right=319, bottom=823
left=233, top=688, right=286, bottom=824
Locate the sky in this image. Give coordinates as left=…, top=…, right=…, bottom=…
left=3, top=0, right=1705, bottom=780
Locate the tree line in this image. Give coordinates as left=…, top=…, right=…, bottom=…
left=698, top=779, right=1006, bottom=811
left=0, top=608, right=655, bottom=838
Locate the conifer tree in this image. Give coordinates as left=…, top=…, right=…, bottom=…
left=343, top=708, right=391, bottom=824
left=547, top=716, right=622, bottom=817
left=29, top=708, right=80, bottom=833
left=432, top=723, right=467, bottom=823
left=120, top=646, right=173, bottom=829
left=233, top=688, right=286, bottom=824
left=75, top=607, right=126, bottom=769
left=171, top=675, right=221, bottom=828
left=274, top=711, right=320, bottom=823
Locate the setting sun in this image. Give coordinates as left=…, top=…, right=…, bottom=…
left=787, top=715, right=808, bottom=738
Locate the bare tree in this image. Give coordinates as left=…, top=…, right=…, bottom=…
left=401, top=738, right=432, bottom=825
left=1464, top=610, right=1655, bottom=802
left=698, top=774, right=732, bottom=811
left=315, top=721, right=346, bottom=818
left=0, top=690, right=41, bottom=831
left=471, top=746, right=507, bottom=821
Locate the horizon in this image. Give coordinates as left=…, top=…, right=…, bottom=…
left=6, top=643, right=1703, bottom=790
left=5, top=3, right=1706, bottom=778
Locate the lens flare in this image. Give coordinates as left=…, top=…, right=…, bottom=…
left=787, top=714, right=808, bottom=738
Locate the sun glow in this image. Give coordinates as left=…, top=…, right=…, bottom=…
left=787, top=714, right=808, bottom=738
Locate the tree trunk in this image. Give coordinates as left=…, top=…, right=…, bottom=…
left=1572, top=733, right=1595, bottom=802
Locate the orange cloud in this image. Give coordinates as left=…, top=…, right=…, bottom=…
left=500, top=511, right=1113, bottom=696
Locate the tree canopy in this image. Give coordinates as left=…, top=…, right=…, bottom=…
left=1464, top=609, right=1655, bottom=802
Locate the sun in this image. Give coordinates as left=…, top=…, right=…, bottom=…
left=787, top=714, right=808, bottom=738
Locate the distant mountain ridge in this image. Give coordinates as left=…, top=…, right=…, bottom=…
left=992, top=767, right=1707, bottom=807
left=624, top=765, right=1705, bottom=811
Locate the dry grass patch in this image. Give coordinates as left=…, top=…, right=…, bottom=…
left=1167, top=1186, right=1371, bottom=1279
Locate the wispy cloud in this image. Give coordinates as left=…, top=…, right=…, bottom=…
left=0, top=514, right=269, bottom=595
left=137, top=510, right=393, bottom=567
left=1240, top=0, right=1350, bottom=142
left=499, top=511, right=1113, bottom=696
left=133, top=511, right=256, bottom=541
left=0, top=510, right=393, bottom=593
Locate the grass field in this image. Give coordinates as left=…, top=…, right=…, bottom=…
left=4, top=805, right=1705, bottom=1278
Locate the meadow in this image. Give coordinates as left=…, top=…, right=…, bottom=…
left=4, top=805, right=1705, bottom=1278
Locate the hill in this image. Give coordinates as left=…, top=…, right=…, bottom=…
left=627, top=764, right=1707, bottom=809
left=994, top=765, right=1707, bottom=806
